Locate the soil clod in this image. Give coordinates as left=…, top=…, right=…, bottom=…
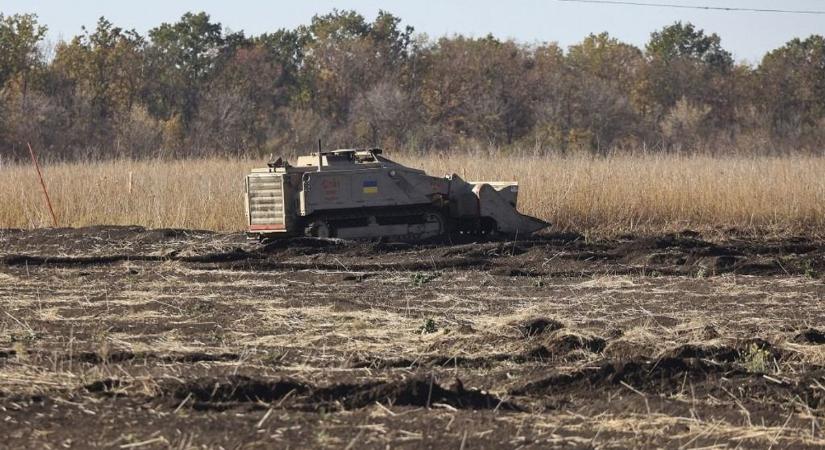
left=519, top=318, right=564, bottom=338
left=794, top=328, right=825, bottom=345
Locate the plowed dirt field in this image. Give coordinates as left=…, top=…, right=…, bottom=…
left=1, top=227, right=824, bottom=448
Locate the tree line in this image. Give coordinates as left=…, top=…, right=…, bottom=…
left=1, top=10, right=824, bottom=161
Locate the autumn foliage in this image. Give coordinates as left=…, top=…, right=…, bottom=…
left=0, top=10, right=824, bottom=161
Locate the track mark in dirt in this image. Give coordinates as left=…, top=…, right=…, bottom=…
left=351, top=332, right=607, bottom=369
left=350, top=354, right=511, bottom=370
left=491, top=268, right=545, bottom=277
left=150, top=375, right=519, bottom=411
left=171, top=376, right=309, bottom=404
left=509, top=346, right=825, bottom=410
left=3, top=227, right=823, bottom=277
left=1, top=249, right=253, bottom=266
left=310, top=376, right=519, bottom=410
left=6, top=349, right=241, bottom=365
left=614, top=234, right=718, bottom=253
left=218, top=256, right=490, bottom=272
left=104, top=351, right=240, bottom=364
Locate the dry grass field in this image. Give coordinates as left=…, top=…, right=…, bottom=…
left=2, top=153, right=824, bottom=236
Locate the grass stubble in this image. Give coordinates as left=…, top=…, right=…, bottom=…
left=1, top=259, right=824, bottom=447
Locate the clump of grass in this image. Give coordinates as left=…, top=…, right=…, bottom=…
left=803, top=260, right=818, bottom=279
left=410, top=272, right=439, bottom=286
left=93, top=328, right=111, bottom=361
left=418, top=318, right=438, bottom=334
left=9, top=329, right=39, bottom=362
left=189, top=300, right=215, bottom=315
left=10, top=330, right=40, bottom=344
left=738, top=343, right=775, bottom=374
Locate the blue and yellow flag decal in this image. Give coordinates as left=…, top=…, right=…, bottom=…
left=362, top=179, right=378, bottom=194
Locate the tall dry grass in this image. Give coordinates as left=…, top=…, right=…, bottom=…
left=1, top=154, right=824, bottom=236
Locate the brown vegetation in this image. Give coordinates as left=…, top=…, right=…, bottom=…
left=1, top=12, right=824, bottom=160
left=2, top=154, right=824, bottom=236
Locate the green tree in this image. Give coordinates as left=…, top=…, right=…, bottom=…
left=301, top=10, right=413, bottom=126
left=192, top=44, right=289, bottom=154
left=568, top=32, right=643, bottom=93
left=419, top=35, right=534, bottom=145
left=758, top=35, right=825, bottom=140
left=53, top=17, right=145, bottom=120
left=144, top=12, right=231, bottom=123
left=566, top=33, right=645, bottom=151
left=646, top=22, right=732, bottom=70
left=253, top=29, right=308, bottom=102
left=0, top=13, right=47, bottom=94
left=642, top=22, right=736, bottom=141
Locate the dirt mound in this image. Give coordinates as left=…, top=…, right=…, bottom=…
left=602, top=340, right=657, bottom=360
left=607, top=233, right=821, bottom=277
left=608, top=233, right=780, bottom=275
left=511, top=356, right=728, bottom=396
left=738, top=338, right=783, bottom=360
left=614, top=234, right=716, bottom=254
left=654, top=339, right=784, bottom=367
left=794, top=328, right=825, bottom=345
left=518, top=318, right=564, bottom=338
left=664, top=344, right=739, bottom=362
left=545, top=334, right=606, bottom=355
left=135, top=228, right=212, bottom=241
left=437, top=241, right=528, bottom=259
left=521, top=334, right=606, bottom=362
left=84, top=378, right=125, bottom=394
left=2, top=254, right=148, bottom=266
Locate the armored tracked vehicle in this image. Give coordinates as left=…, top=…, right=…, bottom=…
left=244, top=148, right=548, bottom=240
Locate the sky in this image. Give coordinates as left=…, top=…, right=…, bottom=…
left=3, top=0, right=824, bottom=64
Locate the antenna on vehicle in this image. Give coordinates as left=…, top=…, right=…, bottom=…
left=317, top=139, right=323, bottom=172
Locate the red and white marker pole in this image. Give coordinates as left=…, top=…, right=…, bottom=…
left=27, top=142, right=58, bottom=227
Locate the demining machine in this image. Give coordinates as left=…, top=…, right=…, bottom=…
left=244, top=147, right=548, bottom=240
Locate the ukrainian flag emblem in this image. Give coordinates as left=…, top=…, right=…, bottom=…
left=362, top=180, right=378, bottom=194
